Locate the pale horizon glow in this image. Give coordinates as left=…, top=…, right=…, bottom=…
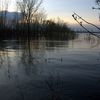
left=43, top=0, right=100, bottom=25
left=2, top=0, right=100, bottom=25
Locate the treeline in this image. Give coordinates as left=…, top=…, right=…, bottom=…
left=0, top=12, right=75, bottom=40
left=0, top=0, right=75, bottom=40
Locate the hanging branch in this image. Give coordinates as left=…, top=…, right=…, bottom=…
left=72, top=12, right=100, bottom=38
left=92, top=7, right=100, bottom=21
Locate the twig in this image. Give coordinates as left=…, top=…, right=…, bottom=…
left=72, top=12, right=100, bottom=38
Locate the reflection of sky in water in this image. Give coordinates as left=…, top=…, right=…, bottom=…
left=0, top=34, right=100, bottom=100
left=0, top=34, right=100, bottom=78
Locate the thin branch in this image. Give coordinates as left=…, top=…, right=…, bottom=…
left=74, top=12, right=100, bottom=30
left=72, top=12, right=100, bottom=38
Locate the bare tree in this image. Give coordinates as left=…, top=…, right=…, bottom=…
left=16, top=0, right=43, bottom=56
left=96, top=0, right=100, bottom=5
left=33, top=8, right=47, bottom=23
left=0, top=0, right=10, bottom=30
left=16, top=0, right=43, bottom=33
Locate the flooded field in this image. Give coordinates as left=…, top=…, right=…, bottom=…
left=0, top=33, right=100, bottom=100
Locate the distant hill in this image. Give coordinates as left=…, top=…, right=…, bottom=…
left=0, top=11, right=21, bottom=27
left=0, top=11, right=21, bottom=20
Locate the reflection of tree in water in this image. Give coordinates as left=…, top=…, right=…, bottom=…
left=1, top=36, right=100, bottom=100
left=0, top=49, right=12, bottom=80
left=0, top=51, right=5, bottom=67
left=83, top=34, right=100, bottom=48
left=44, top=72, right=64, bottom=100
left=20, top=38, right=46, bottom=76
left=0, top=38, right=66, bottom=78
left=19, top=37, right=66, bottom=76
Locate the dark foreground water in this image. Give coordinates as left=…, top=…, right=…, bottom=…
left=0, top=33, right=100, bottom=100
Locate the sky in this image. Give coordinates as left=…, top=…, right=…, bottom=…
left=43, top=0, right=100, bottom=25
left=7, top=0, right=100, bottom=25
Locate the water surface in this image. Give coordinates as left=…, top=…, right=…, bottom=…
left=0, top=33, right=100, bottom=100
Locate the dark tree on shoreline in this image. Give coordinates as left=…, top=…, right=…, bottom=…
left=0, top=0, right=75, bottom=40
left=16, top=0, right=43, bottom=34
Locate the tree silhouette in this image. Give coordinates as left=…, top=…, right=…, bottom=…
left=96, top=0, right=100, bottom=5
left=16, top=0, right=43, bottom=34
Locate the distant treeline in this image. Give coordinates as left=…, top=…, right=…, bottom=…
left=0, top=15, right=75, bottom=40
left=0, top=0, right=75, bottom=40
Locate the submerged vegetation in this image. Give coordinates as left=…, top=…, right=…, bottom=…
left=0, top=0, right=75, bottom=40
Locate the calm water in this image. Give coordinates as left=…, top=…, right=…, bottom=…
left=0, top=33, right=100, bottom=100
